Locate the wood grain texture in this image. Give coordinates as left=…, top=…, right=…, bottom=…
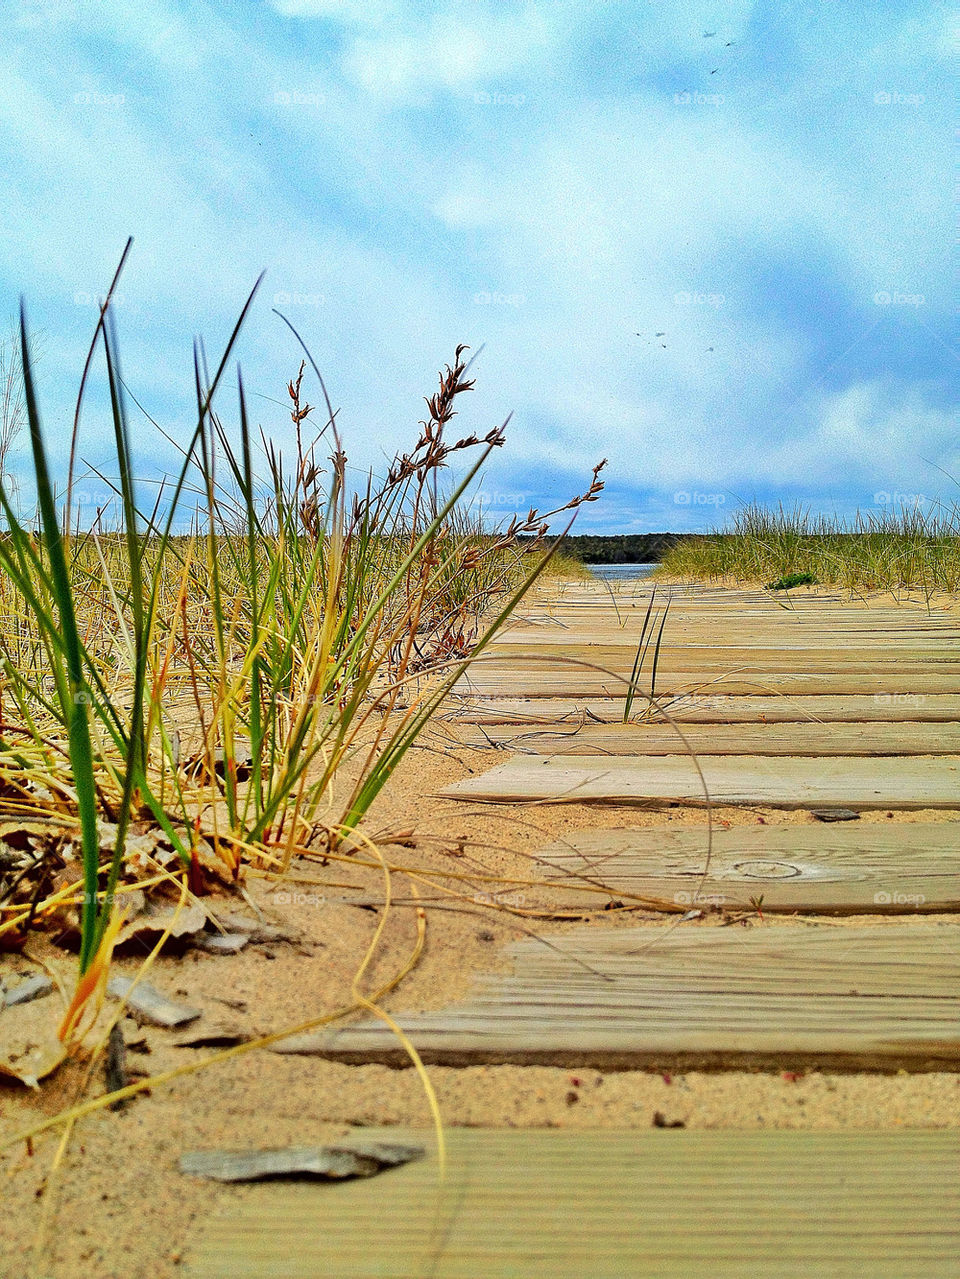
left=184, top=1129, right=960, bottom=1279
left=534, top=822, right=960, bottom=913
left=457, top=721, right=960, bottom=757
left=453, top=693, right=960, bottom=724
left=481, top=648, right=956, bottom=673
left=274, top=923, right=960, bottom=1070
left=441, top=754, right=960, bottom=809
left=456, top=672, right=960, bottom=697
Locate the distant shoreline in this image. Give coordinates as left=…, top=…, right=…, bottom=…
left=524, top=532, right=707, bottom=563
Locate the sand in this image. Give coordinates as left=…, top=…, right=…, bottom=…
left=0, top=585, right=958, bottom=1278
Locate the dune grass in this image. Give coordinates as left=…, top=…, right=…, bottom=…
left=0, top=267, right=603, bottom=1037
left=658, top=502, right=960, bottom=596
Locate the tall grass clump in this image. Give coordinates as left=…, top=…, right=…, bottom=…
left=658, top=501, right=960, bottom=596
left=0, top=259, right=603, bottom=1038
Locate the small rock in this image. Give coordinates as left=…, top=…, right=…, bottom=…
left=477, top=930, right=495, bottom=942
left=206, top=911, right=298, bottom=945
left=195, top=933, right=250, bottom=955
left=809, top=808, right=861, bottom=823
left=107, top=977, right=201, bottom=1028
left=2, top=973, right=53, bottom=1008
left=652, top=1111, right=686, bottom=1129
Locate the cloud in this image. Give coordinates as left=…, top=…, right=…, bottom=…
left=0, top=0, right=952, bottom=531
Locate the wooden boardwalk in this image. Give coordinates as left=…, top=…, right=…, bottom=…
left=189, top=580, right=960, bottom=1274
left=449, top=580, right=960, bottom=810
left=416, top=581, right=960, bottom=1068
left=185, top=1129, right=960, bottom=1278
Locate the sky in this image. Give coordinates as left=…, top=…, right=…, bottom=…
left=0, top=0, right=956, bottom=532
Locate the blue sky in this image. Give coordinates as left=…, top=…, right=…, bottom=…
left=0, top=0, right=955, bottom=532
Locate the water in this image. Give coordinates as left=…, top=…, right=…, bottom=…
left=588, top=562, right=658, bottom=582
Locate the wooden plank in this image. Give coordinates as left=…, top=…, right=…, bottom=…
left=482, top=648, right=956, bottom=672
left=440, top=754, right=960, bottom=809
left=457, top=721, right=960, bottom=757
left=184, top=1129, right=960, bottom=1279
left=457, top=672, right=960, bottom=696
left=534, top=823, right=960, bottom=913
left=274, top=923, right=960, bottom=1070
left=453, top=694, right=960, bottom=724
left=500, top=630, right=960, bottom=643
left=498, top=627, right=960, bottom=644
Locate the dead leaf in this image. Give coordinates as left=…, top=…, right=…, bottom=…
left=114, top=900, right=206, bottom=951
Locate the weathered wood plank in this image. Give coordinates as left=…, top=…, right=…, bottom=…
left=457, top=721, right=960, bottom=757
left=274, top=924, right=960, bottom=1070
left=441, top=754, right=960, bottom=809
left=457, top=672, right=960, bottom=696
left=534, top=823, right=960, bottom=913
left=453, top=694, right=960, bottom=724
left=184, top=1129, right=960, bottom=1279
left=482, top=648, right=956, bottom=672
left=499, top=634, right=960, bottom=648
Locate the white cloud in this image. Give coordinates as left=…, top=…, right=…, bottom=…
left=0, top=0, right=952, bottom=529
left=763, top=382, right=960, bottom=495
